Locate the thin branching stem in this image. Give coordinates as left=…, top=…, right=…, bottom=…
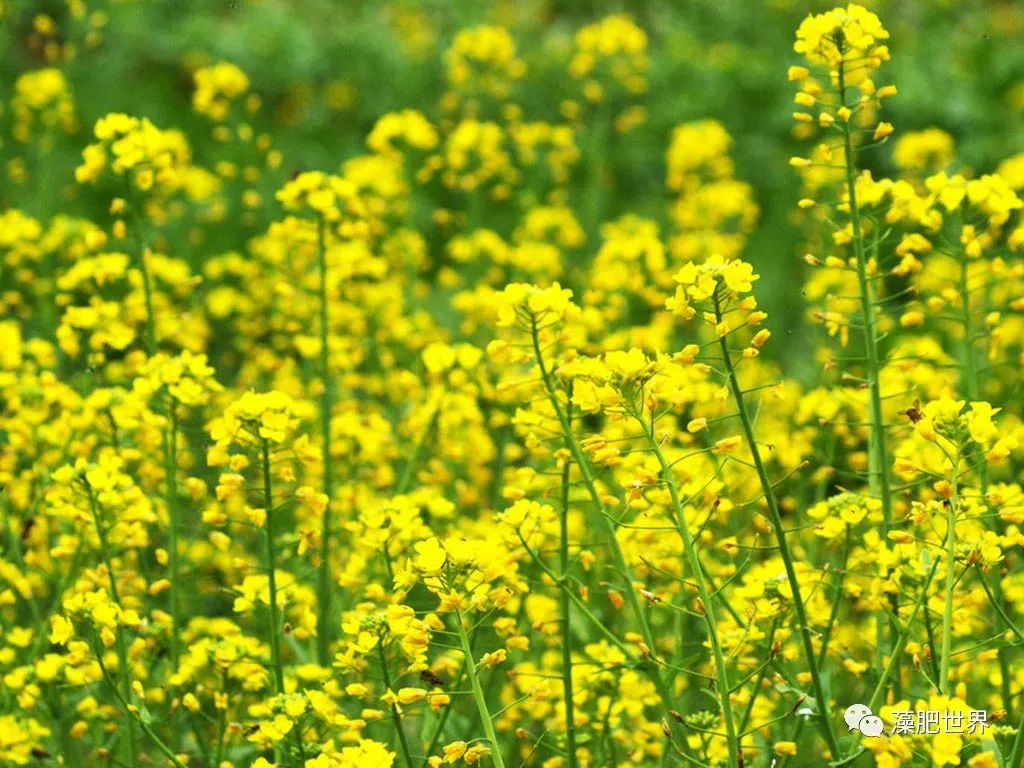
left=261, top=439, right=285, bottom=695
left=164, top=397, right=180, bottom=670
left=378, top=635, right=415, bottom=768
left=528, top=315, right=696, bottom=757
left=641, top=417, right=739, bottom=768
left=838, top=55, right=896, bottom=686
left=939, top=447, right=961, bottom=694
left=86, top=487, right=138, bottom=767
left=713, top=288, right=840, bottom=759
left=559, top=381, right=578, bottom=768
left=316, top=216, right=334, bottom=665
left=455, top=607, right=507, bottom=768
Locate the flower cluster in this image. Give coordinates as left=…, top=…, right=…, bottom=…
left=192, top=61, right=251, bottom=121
left=74, top=113, right=192, bottom=191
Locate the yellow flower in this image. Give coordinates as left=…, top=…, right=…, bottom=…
left=368, top=109, right=438, bottom=156
left=413, top=538, right=448, bottom=575
left=396, top=688, right=427, bottom=705
left=442, top=741, right=468, bottom=763
left=192, top=61, right=250, bottom=121
left=794, top=4, right=890, bottom=81
left=49, top=615, right=74, bottom=645
left=569, top=14, right=647, bottom=98
left=773, top=741, right=798, bottom=756
left=480, top=649, right=507, bottom=667
left=604, top=348, right=650, bottom=381
left=464, top=744, right=491, bottom=764
left=713, top=436, right=742, bottom=454
left=968, top=753, right=999, bottom=768
left=722, top=260, right=758, bottom=293
left=966, top=401, right=1000, bottom=446
left=894, top=128, right=954, bottom=171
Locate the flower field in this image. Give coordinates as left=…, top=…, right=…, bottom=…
left=3, top=1, right=1024, bottom=766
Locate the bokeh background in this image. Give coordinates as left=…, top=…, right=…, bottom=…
left=3, top=0, right=1023, bottom=374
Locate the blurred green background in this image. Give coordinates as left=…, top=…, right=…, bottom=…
left=2, top=0, right=1022, bottom=371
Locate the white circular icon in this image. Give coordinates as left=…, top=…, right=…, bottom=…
left=844, top=704, right=872, bottom=730
left=859, top=715, right=884, bottom=737
left=844, top=703, right=884, bottom=737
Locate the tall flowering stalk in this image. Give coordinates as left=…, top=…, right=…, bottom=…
left=47, top=455, right=157, bottom=766
left=376, top=630, right=415, bottom=768
left=558, top=383, right=578, bottom=768
left=75, top=113, right=193, bottom=356
left=276, top=171, right=357, bottom=664
left=911, top=400, right=1001, bottom=693
left=491, top=283, right=702, bottom=758
left=454, top=606, right=507, bottom=768
left=85, top=485, right=138, bottom=766
left=667, top=258, right=841, bottom=758
left=208, top=390, right=311, bottom=766
left=408, top=534, right=519, bottom=768
left=135, top=353, right=221, bottom=670
left=135, top=353, right=221, bottom=757
left=314, top=213, right=334, bottom=666
left=636, top=413, right=739, bottom=767
left=791, top=4, right=896, bottom=537
left=789, top=3, right=899, bottom=688
left=578, top=346, right=740, bottom=765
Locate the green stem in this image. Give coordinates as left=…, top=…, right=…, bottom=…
left=959, top=251, right=1012, bottom=717
left=261, top=439, right=285, bottom=695
left=454, top=607, right=507, bottom=768
left=95, top=647, right=187, bottom=768
left=837, top=61, right=893, bottom=533
left=262, top=439, right=301, bottom=765
left=977, top=574, right=1024, bottom=643
left=738, top=616, right=780, bottom=734
left=378, top=636, right=415, bottom=768
left=421, top=657, right=468, bottom=766
left=214, top=671, right=230, bottom=767
left=921, top=595, right=942, bottom=684
left=960, top=256, right=978, bottom=401
left=528, top=317, right=693, bottom=754
left=1010, top=690, right=1024, bottom=768
left=86, top=487, right=137, bottom=767
left=559, top=383, right=578, bottom=768
left=642, top=419, right=738, bottom=767
left=958, top=252, right=992, bottom=500
left=939, top=449, right=961, bottom=695
left=164, top=398, right=180, bottom=670
left=396, top=406, right=440, bottom=495
left=126, top=182, right=157, bottom=355
left=316, top=216, right=334, bottom=666
left=977, top=568, right=1022, bottom=722
left=817, top=526, right=851, bottom=668
left=163, top=397, right=181, bottom=750
left=516, top=529, right=630, bottom=654
left=836, top=554, right=943, bottom=765
left=838, top=61, right=897, bottom=695
left=713, top=289, right=840, bottom=760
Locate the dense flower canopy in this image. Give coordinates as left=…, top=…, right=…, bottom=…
left=1, top=2, right=1024, bottom=768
